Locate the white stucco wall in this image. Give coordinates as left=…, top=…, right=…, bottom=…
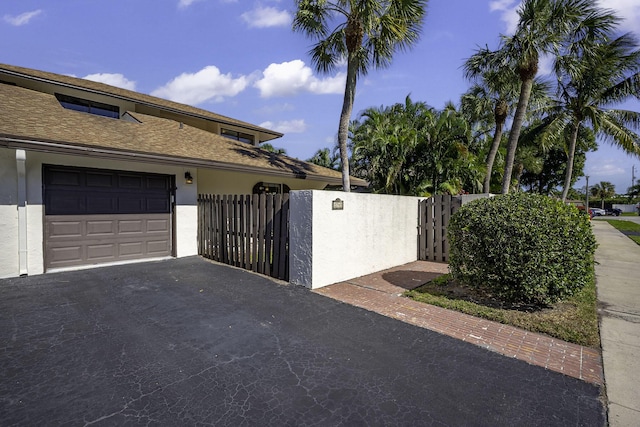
left=0, top=149, right=201, bottom=278
left=290, top=190, right=424, bottom=289
left=0, top=148, right=19, bottom=278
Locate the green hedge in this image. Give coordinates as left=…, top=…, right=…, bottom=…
left=448, top=192, right=596, bottom=305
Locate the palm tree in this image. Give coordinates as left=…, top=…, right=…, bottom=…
left=463, top=52, right=551, bottom=193
left=628, top=179, right=640, bottom=198
left=292, top=0, right=427, bottom=192
left=590, top=181, right=616, bottom=209
left=474, top=0, right=612, bottom=194
left=307, top=147, right=341, bottom=170
left=260, top=143, right=287, bottom=155
left=549, top=32, right=640, bottom=201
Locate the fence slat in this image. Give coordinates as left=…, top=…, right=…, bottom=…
left=272, top=194, right=282, bottom=279
left=197, top=193, right=289, bottom=281
left=278, top=195, right=289, bottom=281
left=418, top=194, right=460, bottom=263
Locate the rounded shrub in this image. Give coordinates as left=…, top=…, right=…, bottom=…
left=447, top=192, right=596, bottom=305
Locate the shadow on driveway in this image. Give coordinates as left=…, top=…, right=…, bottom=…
left=0, top=257, right=604, bottom=426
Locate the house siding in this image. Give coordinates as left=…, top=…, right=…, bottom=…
left=197, top=168, right=327, bottom=195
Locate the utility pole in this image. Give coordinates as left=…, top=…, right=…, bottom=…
left=633, top=165, right=636, bottom=188
left=585, top=175, right=590, bottom=210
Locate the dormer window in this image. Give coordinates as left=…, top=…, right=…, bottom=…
left=55, top=93, right=119, bottom=119
left=221, top=128, right=254, bottom=144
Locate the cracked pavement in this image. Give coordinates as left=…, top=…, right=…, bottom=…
left=0, top=257, right=604, bottom=426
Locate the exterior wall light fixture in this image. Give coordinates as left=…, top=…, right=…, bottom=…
left=184, top=171, right=193, bottom=184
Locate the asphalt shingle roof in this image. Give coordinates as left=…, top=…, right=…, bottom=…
left=0, top=68, right=365, bottom=186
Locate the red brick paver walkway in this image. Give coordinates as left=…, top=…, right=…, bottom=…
left=314, top=261, right=603, bottom=385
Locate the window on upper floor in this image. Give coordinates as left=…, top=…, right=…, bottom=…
left=221, top=128, right=255, bottom=144
left=55, top=93, right=120, bottom=119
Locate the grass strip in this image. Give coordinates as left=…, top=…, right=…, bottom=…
left=604, top=219, right=640, bottom=233
left=405, top=273, right=600, bottom=348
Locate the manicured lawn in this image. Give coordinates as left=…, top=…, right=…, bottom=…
left=604, top=219, right=640, bottom=246
left=405, top=273, right=599, bottom=348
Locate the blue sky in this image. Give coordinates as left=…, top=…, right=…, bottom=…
left=2, top=0, right=639, bottom=193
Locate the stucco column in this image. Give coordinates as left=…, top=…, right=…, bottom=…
left=16, top=149, right=28, bottom=275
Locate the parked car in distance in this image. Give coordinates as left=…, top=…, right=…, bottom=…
left=590, top=208, right=606, bottom=216
left=606, top=208, right=622, bottom=216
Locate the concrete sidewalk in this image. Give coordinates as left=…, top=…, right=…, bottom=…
left=592, top=219, right=640, bottom=426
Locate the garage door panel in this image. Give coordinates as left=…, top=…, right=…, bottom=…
left=147, top=240, right=170, bottom=255
left=86, top=244, right=117, bottom=262
left=46, top=168, right=82, bottom=186
left=119, top=174, right=144, bottom=189
left=118, top=219, right=144, bottom=234
left=86, top=172, right=114, bottom=187
left=46, top=194, right=85, bottom=214
left=86, top=220, right=116, bottom=236
left=86, top=195, right=118, bottom=213
left=48, top=220, right=83, bottom=238
left=44, top=165, right=173, bottom=271
left=49, top=246, right=84, bottom=266
left=146, top=198, right=171, bottom=212
left=119, top=242, right=144, bottom=257
left=147, top=219, right=169, bottom=232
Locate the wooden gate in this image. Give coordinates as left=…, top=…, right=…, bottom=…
left=418, top=195, right=461, bottom=262
left=197, top=194, right=289, bottom=281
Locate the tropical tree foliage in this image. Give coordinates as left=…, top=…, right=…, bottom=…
left=549, top=31, right=640, bottom=201
left=307, top=147, right=341, bottom=170
left=260, top=143, right=288, bottom=155
left=590, top=181, right=616, bottom=208
left=468, top=0, right=619, bottom=194
left=519, top=123, right=596, bottom=195
left=350, top=96, right=483, bottom=195
left=628, top=179, right=640, bottom=198
left=292, top=0, right=427, bottom=192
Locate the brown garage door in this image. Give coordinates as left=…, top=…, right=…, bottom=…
left=43, top=165, right=174, bottom=270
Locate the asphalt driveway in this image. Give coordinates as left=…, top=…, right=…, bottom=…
left=0, top=257, right=604, bottom=426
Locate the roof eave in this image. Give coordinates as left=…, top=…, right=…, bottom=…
left=0, top=136, right=361, bottom=186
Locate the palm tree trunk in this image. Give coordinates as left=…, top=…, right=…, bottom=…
left=501, top=78, right=534, bottom=194
left=338, top=54, right=358, bottom=192
left=560, top=123, right=580, bottom=202
left=483, top=120, right=504, bottom=193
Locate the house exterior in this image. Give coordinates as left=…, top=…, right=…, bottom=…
left=0, top=63, right=365, bottom=278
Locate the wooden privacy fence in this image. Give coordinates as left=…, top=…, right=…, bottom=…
left=197, top=194, right=289, bottom=281
left=418, top=194, right=462, bottom=262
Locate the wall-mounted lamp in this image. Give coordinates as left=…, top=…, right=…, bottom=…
left=184, top=171, right=193, bottom=184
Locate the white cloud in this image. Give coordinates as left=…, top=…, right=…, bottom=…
left=588, top=161, right=626, bottom=177
left=597, top=0, right=640, bottom=35
left=83, top=73, right=136, bottom=91
left=151, top=66, right=248, bottom=105
left=178, top=0, right=203, bottom=8
left=241, top=6, right=291, bottom=28
left=254, top=60, right=345, bottom=98
left=488, top=0, right=520, bottom=34
left=3, top=9, right=42, bottom=26
left=259, top=119, right=307, bottom=133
